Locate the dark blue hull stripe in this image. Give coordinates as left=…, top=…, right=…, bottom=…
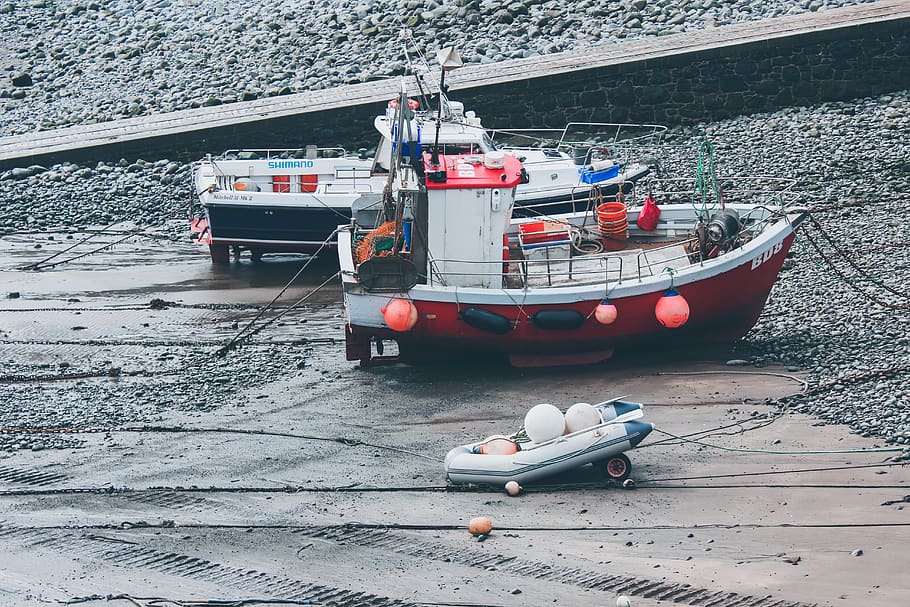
left=204, top=205, right=349, bottom=243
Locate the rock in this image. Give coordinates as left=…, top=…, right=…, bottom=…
left=11, top=72, right=33, bottom=87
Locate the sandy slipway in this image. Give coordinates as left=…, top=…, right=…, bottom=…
left=1, top=90, right=909, bottom=454
left=0, top=0, right=880, bottom=136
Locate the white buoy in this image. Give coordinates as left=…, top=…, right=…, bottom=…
left=504, top=481, right=521, bottom=496
left=524, top=403, right=565, bottom=443
left=564, top=402, right=602, bottom=433
left=616, top=596, right=632, bottom=607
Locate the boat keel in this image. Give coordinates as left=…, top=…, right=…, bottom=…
left=508, top=348, right=614, bottom=368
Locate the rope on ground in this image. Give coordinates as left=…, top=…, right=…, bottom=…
left=119, top=425, right=443, bottom=463
left=782, top=363, right=910, bottom=401
left=657, top=369, right=809, bottom=394
left=20, top=219, right=125, bottom=270
left=0, top=258, right=341, bottom=384
left=216, top=229, right=339, bottom=357
left=640, top=414, right=783, bottom=449
left=650, top=426, right=904, bottom=455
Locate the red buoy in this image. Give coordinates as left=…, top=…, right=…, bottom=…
left=381, top=298, right=418, bottom=332
left=655, top=289, right=689, bottom=328
left=594, top=299, right=618, bottom=325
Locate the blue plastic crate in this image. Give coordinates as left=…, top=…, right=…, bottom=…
left=578, top=163, right=621, bottom=184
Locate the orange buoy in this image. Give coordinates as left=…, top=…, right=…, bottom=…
left=594, top=299, right=618, bottom=325
left=381, top=298, right=418, bottom=332
left=655, top=289, right=690, bottom=328
left=469, top=516, right=493, bottom=536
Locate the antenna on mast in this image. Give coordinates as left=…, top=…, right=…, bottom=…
left=429, top=47, right=463, bottom=166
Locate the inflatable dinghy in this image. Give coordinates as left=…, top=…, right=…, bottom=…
left=444, top=398, right=652, bottom=486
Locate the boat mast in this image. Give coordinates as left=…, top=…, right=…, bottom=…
left=383, top=81, right=409, bottom=224
left=383, top=81, right=412, bottom=254
left=429, top=47, right=463, bottom=166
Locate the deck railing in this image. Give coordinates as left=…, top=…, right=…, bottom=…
left=421, top=205, right=791, bottom=289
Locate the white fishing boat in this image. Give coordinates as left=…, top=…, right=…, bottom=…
left=190, top=50, right=664, bottom=262
left=444, top=399, right=652, bottom=486
left=190, top=147, right=375, bottom=263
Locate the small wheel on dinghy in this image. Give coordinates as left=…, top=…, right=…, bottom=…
left=600, top=453, right=632, bottom=482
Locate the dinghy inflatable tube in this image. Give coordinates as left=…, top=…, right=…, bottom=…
left=444, top=399, right=652, bottom=486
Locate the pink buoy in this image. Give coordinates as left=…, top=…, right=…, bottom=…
left=594, top=299, right=618, bottom=325
left=479, top=437, right=519, bottom=455
left=655, top=289, right=689, bottom=328
left=381, top=298, right=418, bottom=332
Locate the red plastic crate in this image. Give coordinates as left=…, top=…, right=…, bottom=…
left=518, top=221, right=571, bottom=246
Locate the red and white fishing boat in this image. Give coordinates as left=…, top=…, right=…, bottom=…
left=338, top=91, right=807, bottom=367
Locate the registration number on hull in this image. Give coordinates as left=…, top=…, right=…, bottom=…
left=751, top=242, right=784, bottom=270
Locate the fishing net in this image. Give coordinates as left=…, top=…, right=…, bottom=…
left=355, top=221, right=401, bottom=264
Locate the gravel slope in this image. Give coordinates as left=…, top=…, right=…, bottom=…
left=1, top=89, right=909, bottom=453
left=0, top=0, right=879, bottom=136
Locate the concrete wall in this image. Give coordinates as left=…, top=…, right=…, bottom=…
left=455, top=18, right=909, bottom=129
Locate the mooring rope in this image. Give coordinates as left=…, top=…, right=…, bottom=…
left=21, top=219, right=128, bottom=270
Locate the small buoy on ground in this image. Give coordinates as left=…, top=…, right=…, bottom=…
left=622, top=478, right=636, bottom=489
left=505, top=481, right=522, bottom=496
left=617, top=595, right=632, bottom=607
left=469, top=516, right=493, bottom=536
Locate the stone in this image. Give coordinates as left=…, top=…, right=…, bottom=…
left=11, top=72, right=33, bottom=87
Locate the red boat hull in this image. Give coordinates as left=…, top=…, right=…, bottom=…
left=345, top=233, right=796, bottom=366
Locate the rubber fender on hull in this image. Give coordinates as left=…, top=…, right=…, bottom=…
left=460, top=307, right=513, bottom=334
left=532, top=309, right=586, bottom=331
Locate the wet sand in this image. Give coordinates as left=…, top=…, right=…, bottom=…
left=0, top=233, right=907, bottom=607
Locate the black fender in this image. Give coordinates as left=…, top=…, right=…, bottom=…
left=460, top=307, right=513, bottom=334
left=531, top=309, right=586, bottom=331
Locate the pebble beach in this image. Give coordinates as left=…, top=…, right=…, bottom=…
left=1, top=0, right=909, bottom=455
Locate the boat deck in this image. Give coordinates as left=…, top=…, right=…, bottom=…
left=513, top=239, right=692, bottom=289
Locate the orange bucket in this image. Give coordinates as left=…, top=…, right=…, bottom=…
left=597, top=202, right=628, bottom=251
